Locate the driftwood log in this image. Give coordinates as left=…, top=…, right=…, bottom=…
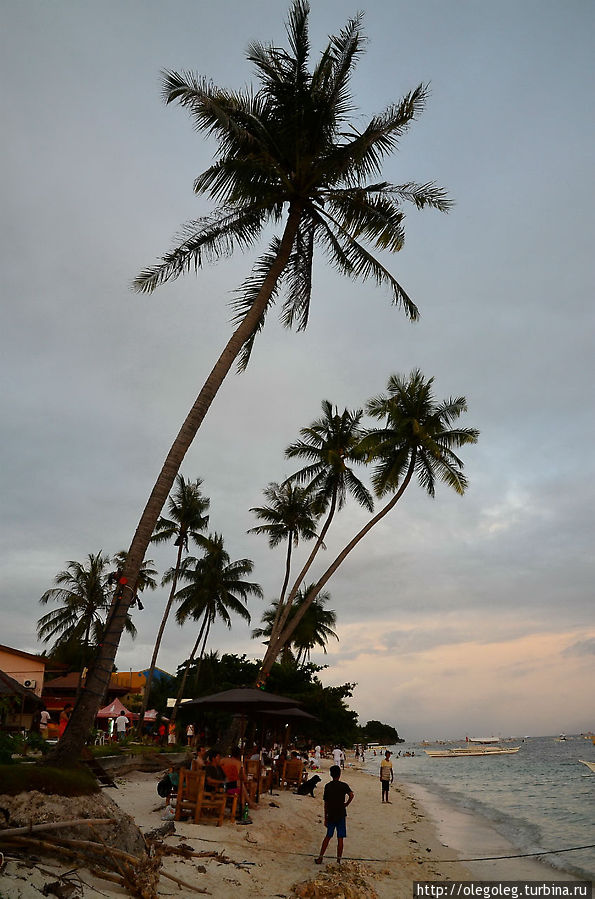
left=0, top=831, right=210, bottom=896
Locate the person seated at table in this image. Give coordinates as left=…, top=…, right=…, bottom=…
left=220, top=746, right=257, bottom=810
left=193, top=745, right=207, bottom=768
left=204, top=748, right=226, bottom=791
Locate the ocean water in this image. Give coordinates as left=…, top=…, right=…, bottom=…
left=362, top=735, right=595, bottom=881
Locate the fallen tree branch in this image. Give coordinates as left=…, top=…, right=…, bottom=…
left=158, top=868, right=210, bottom=894
left=0, top=818, right=115, bottom=838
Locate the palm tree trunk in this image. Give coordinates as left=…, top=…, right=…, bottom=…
left=170, top=613, right=210, bottom=726
left=136, top=540, right=184, bottom=737
left=260, top=455, right=416, bottom=678
left=47, top=204, right=303, bottom=766
left=260, top=490, right=337, bottom=676
left=264, top=534, right=294, bottom=653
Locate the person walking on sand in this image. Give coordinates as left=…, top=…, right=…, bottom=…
left=315, top=765, right=354, bottom=865
left=380, top=750, right=393, bottom=802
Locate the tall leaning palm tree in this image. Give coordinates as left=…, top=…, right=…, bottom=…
left=248, top=480, right=319, bottom=644
left=259, top=370, right=479, bottom=679
left=56, top=1, right=451, bottom=763
left=136, top=475, right=209, bottom=732
left=260, top=402, right=372, bottom=673
left=169, top=534, right=262, bottom=724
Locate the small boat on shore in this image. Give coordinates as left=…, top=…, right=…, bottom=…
left=425, top=745, right=521, bottom=758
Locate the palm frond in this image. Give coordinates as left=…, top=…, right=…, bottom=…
left=230, top=238, right=284, bottom=371
left=133, top=205, right=269, bottom=294
left=280, top=218, right=315, bottom=330
left=314, top=211, right=419, bottom=319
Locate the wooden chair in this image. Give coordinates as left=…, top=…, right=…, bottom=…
left=195, top=774, right=228, bottom=827
left=244, top=759, right=262, bottom=803
left=174, top=767, right=202, bottom=821
left=270, top=758, right=286, bottom=790
left=261, top=766, right=273, bottom=795
left=283, top=759, right=304, bottom=790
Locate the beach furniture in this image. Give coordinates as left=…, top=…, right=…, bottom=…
left=195, top=772, right=229, bottom=827
left=174, top=768, right=202, bottom=821
left=245, top=758, right=263, bottom=802
left=282, top=758, right=304, bottom=789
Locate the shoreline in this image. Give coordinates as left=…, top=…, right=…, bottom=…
left=402, top=782, right=585, bottom=883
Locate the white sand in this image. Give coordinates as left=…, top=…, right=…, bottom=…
left=1, top=754, right=582, bottom=897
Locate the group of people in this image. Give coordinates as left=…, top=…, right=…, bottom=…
left=157, top=742, right=399, bottom=865
left=163, top=745, right=259, bottom=820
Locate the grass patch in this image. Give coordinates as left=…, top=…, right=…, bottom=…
left=0, top=763, right=100, bottom=796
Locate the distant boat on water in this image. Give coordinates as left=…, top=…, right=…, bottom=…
left=425, top=745, right=521, bottom=758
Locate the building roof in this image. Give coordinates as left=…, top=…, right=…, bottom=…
left=0, top=669, right=44, bottom=704
left=43, top=672, right=129, bottom=695
left=0, top=644, right=48, bottom=665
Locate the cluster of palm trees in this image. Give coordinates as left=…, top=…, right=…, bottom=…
left=37, top=551, right=157, bottom=681
left=37, top=479, right=262, bottom=727
left=249, top=369, right=478, bottom=682
left=49, top=1, right=467, bottom=764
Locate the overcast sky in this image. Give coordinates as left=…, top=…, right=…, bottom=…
left=1, top=0, right=593, bottom=741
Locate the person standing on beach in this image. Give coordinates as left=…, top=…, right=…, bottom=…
left=315, top=765, right=354, bottom=865
left=115, top=712, right=129, bottom=742
left=380, top=750, right=393, bottom=802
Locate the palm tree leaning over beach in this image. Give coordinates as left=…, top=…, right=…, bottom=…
left=258, top=402, right=372, bottom=673
left=248, top=480, right=319, bottom=653
left=169, top=534, right=262, bottom=724
left=53, top=1, right=451, bottom=763
left=258, top=370, right=479, bottom=681
left=136, top=475, right=210, bottom=734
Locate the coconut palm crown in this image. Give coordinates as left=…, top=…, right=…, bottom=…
left=134, top=0, right=451, bottom=367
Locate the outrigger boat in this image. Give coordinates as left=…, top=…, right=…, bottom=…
left=425, top=745, right=520, bottom=758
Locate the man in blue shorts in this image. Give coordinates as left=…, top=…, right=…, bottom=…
left=315, top=764, right=354, bottom=864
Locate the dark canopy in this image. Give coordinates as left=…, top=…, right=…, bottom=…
left=182, top=687, right=301, bottom=712
left=259, top=707, right=317, bottom=721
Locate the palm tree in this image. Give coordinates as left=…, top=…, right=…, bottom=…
left=137, top=475, right=209, bottom=732
left=37, top=552, right=137, bottom=684
left=169, top=534, right=262, bottom=723
left=259, top=370, right=479, bottom=678
left=253, top=587, right=337, bottom=666
left=57, top=1, right=450, bottom=763
left=248, top=480, right=319, bottom=645
left=111, top=551, right=159, bottom=599
left=291, top=589, right=339, bottom=666
left=259, top=402, right=372, bottom=673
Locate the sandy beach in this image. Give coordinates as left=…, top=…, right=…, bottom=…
left=0, top=754, right=584, bottom=897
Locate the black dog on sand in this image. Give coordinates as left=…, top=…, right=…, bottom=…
left=296, top=774, right=321, bottom=797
